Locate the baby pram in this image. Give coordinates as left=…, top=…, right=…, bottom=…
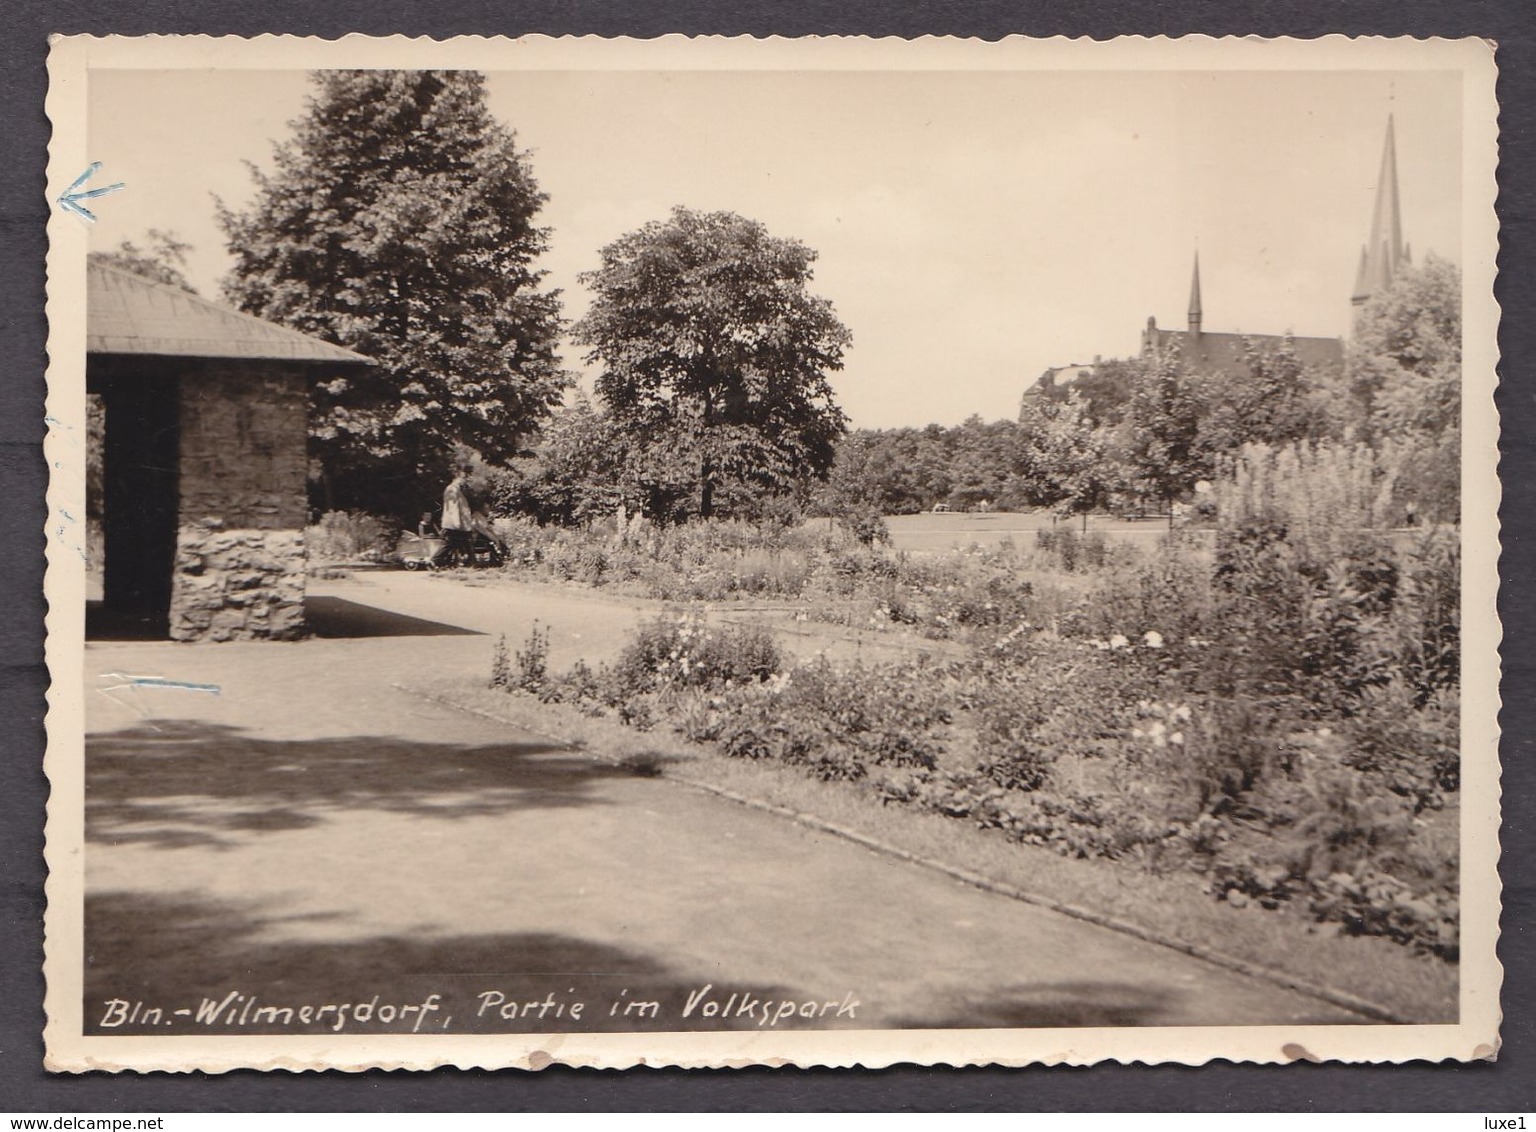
left=396, top=525, right=504, bottom=570
left=397, top=530, right=450, bottom=570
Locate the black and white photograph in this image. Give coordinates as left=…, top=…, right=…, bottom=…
left=42, top=34, right=1501, bottom=1071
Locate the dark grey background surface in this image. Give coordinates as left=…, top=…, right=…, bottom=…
left=3, top=1, right=1530, bottom=1112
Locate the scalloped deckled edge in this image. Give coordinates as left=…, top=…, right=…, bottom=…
left=42, top=32, right=1503, bottom=1074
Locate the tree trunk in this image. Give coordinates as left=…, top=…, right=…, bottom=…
left=699, top=385, right=716, bottom=520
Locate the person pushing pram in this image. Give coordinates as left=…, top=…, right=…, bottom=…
left=439, top=462, right=507, bottom=565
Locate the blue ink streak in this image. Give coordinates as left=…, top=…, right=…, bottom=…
left=127, top=677, right=221, bottom=695
left=59, top=162, right=125, bottom=224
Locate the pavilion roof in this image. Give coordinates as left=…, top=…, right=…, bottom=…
left=87, top=260, right=372, bottom=366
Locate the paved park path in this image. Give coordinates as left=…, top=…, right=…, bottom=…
left=82, top=571, right=1364, bottom=1036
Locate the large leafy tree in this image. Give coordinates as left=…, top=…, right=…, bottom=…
left=1122, top=347, right=1213, bottom=507
left=1020, top=391, right=1117, bottom=526
left=1350, top=254, right=1461, bottom=442
left=573, top=207, right=852, bottom=521
left=1349, top=255, right=1462, bottom=522
left=218, top=70, right=568, bottom=517
left=946, top=415, right=1016, bottom=510
left=817, top=427, right=935, bottom=518
left=1199, top=340, right=1331, bottom=454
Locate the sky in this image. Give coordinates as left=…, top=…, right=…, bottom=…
left=86, top=66, right=1463, bottom=429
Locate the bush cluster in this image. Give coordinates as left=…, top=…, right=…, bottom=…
left=494, top=516, right=820, bottom=598
left=609, top=613, right=783, bottom=698
left=1033, top=525, right=1112, bottom=573
left=705, top=659, right=953, bottom=782
left=491, top=613, right=786, bottom=730
left=493, top=516, right=1049, bottom=640
left=936, top=493, right=1458, bottom=955
left=305, top=510, right=397, bottom=562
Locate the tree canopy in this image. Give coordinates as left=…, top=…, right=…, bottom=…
left=1016, top=392, right=1117, bottom=521
left=800, top=261, right=1459, bottom=527
left=1350, top=254, right=1461, bottom=443
left=488, top=396, right=628, bottom=527
left=1348, top=255, right=1462, bottom=521
left=573, top=207, right=852, bottom=520
left=90, top=229, right=197, bottom=293
left=218, top=70, right=568, bottom=518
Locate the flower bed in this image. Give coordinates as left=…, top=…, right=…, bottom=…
left=487, top=506, right=1460, bottom=959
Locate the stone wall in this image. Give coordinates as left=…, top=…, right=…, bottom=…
left=178, top=365, right=309, bottom=529
left=170, top=526, right=307, bottom=641
left=169, top=364, right=310, bottom=641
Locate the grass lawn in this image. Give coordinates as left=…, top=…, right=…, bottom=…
left=882, top=511, right=1194, bottom=554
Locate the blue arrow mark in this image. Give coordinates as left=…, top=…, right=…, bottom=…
left=58, top=161, right=125, bottom=224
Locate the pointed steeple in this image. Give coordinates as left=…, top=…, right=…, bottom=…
left=1352, top=114, right=1406, bottom=308
left=1187, top=252, right=1202, bottom=336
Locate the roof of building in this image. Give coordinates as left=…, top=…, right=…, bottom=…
left=1040, top=362, right=1097, bottom=385
left=1145, top=326, right=1344, bottom=375
left=87, top=260, right=372, bottom=365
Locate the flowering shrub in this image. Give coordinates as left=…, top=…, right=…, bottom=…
left=609, top=613, right=783, bottom=699
left=494, top=517, right=825, bottom=599
left=1393, top=528, right=1461, bottom=701
left=1202, top=734, right=1460, bottom=957
left=1129, top=698, right=1191, bottom=751
left=833, top=503, right=890, bottom=547
left=728, top=548, right=814, bottom=596
left=489, top=623, right=551, bottom=694
left=714, top=683, right=870, bottom=782
left=1218, top=440, right=1399, bottom=565
left=924, top=597, right=1454, bottom=954
left=1072, top=532, right=1217, bottom=648
left=1345, top=681, right=1460, bottom=805
left=517, top=622, right=953, bottom=784
left=541, top=658, right=605, bottom=713
left=705, top=657, right=954, bottom=782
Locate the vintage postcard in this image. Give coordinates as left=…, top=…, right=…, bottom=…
left=43, top=34, right=1501, bottom=1072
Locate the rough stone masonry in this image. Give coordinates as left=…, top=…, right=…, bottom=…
left=169, top=365, right=310, bottom=642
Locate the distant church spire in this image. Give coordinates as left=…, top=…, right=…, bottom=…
left=1352, top=114, right=1406, bottom=309
left=1187, top=252, right=1203, bottom=336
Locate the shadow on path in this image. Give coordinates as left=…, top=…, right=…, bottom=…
left=85, top=891, right=810, bottom=1035
left=87, top=720, right=624, bottom=850
left=305, top=595, right=484, bottom=638
left=889, top=982, right=1179, bottom=1029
